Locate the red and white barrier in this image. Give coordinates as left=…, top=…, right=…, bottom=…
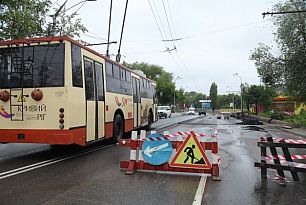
left=262, top=157, right=306, bottom=169
left=264, top=154, right=306, bottom=161
left=260, top=136, right=306, bottom=144
left=119, top=130, right=220, bottom=179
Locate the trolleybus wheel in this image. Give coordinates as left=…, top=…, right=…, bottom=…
left=113, top=114, right=124, bottom=143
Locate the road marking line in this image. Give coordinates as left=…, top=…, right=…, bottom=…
left=192, top=175, right=207, bottom=205
left=0, top=145, right=114, bottom=180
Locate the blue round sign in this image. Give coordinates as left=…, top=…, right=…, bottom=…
left=142, top=134, right=172, bottom=165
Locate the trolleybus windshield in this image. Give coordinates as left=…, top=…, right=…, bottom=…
left=0, top=43, right=64, bottom=89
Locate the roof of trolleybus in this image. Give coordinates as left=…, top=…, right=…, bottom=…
left=0, top=36, right=156, bottom=85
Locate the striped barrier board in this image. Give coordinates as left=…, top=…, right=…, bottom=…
left=260, top=136, right=306, bottom=144
left=262, top=157, right=306, bottom=169
left=140, top=131, right=215, bottom=142
left=264, top=154, right=306, bottom=160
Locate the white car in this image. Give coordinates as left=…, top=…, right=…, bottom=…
left=158, top=106, right=171, bottom=119
left=187, top=107, right=195, bottom=115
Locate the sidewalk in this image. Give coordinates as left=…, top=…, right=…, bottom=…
left=250, top=114, right=306, bottom=138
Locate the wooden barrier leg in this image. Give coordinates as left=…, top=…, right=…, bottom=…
left=280, top=139, right=299, bottom=181
left=260, top=141, right=267, bottom=179
left=266, top=136, right=286, bottom=184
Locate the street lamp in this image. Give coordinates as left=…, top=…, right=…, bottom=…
left=173, top=76, right=182, bottom=110
left=233, top=73, right=243, bottom=114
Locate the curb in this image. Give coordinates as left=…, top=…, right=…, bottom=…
left=265, top=123, right=306, bottom=138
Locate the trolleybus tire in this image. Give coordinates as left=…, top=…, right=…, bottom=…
left=112, top=114, right=124, bottom=143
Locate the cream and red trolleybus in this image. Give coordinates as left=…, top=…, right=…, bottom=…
left=0, top=36, right=157, bottom=146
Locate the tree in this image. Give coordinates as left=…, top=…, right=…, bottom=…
left=123, top=62, right=175, bottom=105
left=0, top=0, right=87, bottom=40
left=217, top=94, right=239, bottom=109
left=244, top=85, right=276, bottom=114
left=209, top=82, right=218, bottom=111
left=250, top=0, right=306, bottom=100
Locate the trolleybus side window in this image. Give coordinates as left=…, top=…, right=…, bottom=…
left=153, top=85, right=156, bottom=104
left=126, top=71, right=131, bottom=82
left=113, top=65, right=120, bottom=79
left=71, top=43, right=83, bottom=88
left=94, top=62, right=104, bottom=101
left=84, top=59, right=95, bottom=101
left=139, top=77, right=153, bottom=98
left=106, top=62, right=113, bottom=76
left=106, top=63, right=120, bottom=93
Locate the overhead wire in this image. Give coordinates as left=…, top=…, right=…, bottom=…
left=147, top=0, right=168, bottom=49
left=146, top=0, right=192, bottom=82
left=160, top=0, right=192, bottom=81
left=161, top=0, right=174, bottom=47
left=152, top=0, right=169, bottom=43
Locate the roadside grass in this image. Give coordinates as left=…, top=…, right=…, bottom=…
left=260, top=112, right=306, bottom=127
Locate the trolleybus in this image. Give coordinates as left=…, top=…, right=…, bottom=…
left=0, top=36, right=157, bottom=146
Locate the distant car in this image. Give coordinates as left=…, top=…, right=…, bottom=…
left=158, top=106, right=171, bottom=119
left=187, top=107, right=195, bottom=115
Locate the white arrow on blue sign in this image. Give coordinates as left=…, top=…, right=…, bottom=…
left=141, top=133, right=172, bottom=165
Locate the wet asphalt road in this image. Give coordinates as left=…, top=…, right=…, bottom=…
left=0, top=114, right=305, bottom=205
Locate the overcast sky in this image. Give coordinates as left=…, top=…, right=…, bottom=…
left=52, top=0, right=277, bottom=95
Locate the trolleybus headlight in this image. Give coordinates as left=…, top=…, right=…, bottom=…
left=31, top=89, right=43, bottom=101
left=59, top=108, right=64, bottom=113
left=59, top=124, right=64, bottom=129
left=0, top=90, right=10, bottom=102
left=59, top=118, right=64, bottom=124
left=59, top=113, right=64, bottom=118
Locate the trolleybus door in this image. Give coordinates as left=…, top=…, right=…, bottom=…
left=94, top=62, right=105, bottom=140
left=84, top=59, right=105, bottom=142
left=132, top=77, right=141, bottom=128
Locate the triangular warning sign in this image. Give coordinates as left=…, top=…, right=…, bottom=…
left=170, top=133, right=211, bottom=169
left=18, top=95, right=26, bottom=102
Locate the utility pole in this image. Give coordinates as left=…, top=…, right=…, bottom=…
left=233, top=73, right=243, bottom=115
left=173, top=76, right=182, bottom=110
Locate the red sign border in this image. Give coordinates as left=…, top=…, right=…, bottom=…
left=170, top=134, right=212, bottom=169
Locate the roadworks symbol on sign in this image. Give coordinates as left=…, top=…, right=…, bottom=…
left=170, top=134, right=211, bottom=169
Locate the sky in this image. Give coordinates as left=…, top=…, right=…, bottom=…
left=51, top=0, right=278, bottom=95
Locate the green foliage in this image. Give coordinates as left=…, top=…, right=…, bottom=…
left=261, top=111, right=306, bottom=127
left=209, top=82, right=218, bottom=111
left=217, top=94, right=239, bottom=109
left=250, top=0, right=306, bottom=100
left=244, top=85, right=276, bottom=113
left=184, top=91, right=206, bottom=108
left=123, top=62, right=175, bottom=105
left=0, top=0, right=87, bottom=40
left=0, top=0, right=50, bottom=39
